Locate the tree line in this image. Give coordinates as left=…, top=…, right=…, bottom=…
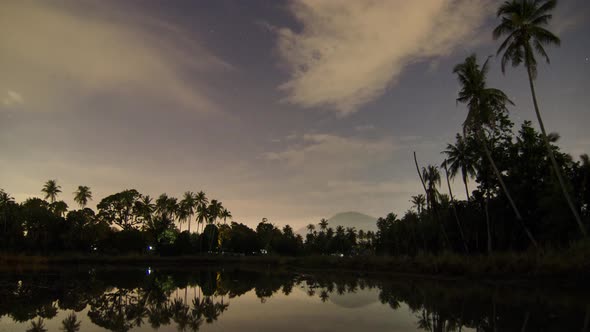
left=1, top=0, right=589, bottom=257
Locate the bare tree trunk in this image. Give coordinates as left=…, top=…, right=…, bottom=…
left=526, top=65, right=586, bottom=237
left=443, top=161, right=469, bottom=253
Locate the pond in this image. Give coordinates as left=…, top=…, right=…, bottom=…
left=0, top=266, right=587, bottom=331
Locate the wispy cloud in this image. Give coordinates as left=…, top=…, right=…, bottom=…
left=0, top=1, right=230, bottom=114
left=276, top=0, right=492, bottom=115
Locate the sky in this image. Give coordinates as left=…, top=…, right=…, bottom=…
left=1, top=0, right=589, bottom=229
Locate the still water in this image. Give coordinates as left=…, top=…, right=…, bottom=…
left=0, top=266, right=587, bottom=331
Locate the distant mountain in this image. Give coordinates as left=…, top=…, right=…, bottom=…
left=296, top=211, right=378, bottom=236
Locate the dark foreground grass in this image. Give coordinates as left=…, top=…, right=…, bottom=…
left=2, top=241, right=589, bottom=280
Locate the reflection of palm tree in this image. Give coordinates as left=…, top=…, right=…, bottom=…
left=494, top=0, right=585, bottom=236
left=73, top=185, right=92, bottom=209
left=60, top=312, right=81, bottom=332
left=27, top=318, right=47, bottom=332
left=42, top=179, right=61, bottom=203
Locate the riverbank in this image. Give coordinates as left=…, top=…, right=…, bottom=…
left=2, top=244, right=589, bottom=281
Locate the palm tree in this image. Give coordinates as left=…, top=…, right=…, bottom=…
left=73, top=185, right=92, bottom=209
left=195, top=191, right=209, bottom=234
left=306, top=223, right=316, bottom=234
left=442, top=159, right=469, bottom=253
left=42, top=179, right=61, bottom=203
left=318, top=218, right=329, bottom=233
left=220, top=208, right=232, bottom=226
left=196, top=204, right=209, bottom=236
left=422, top=165, right=441, bottom=211
left=180, top=191, right=197, bottom=233
left=494, top=0, right=585, bottom=236
left=454, top=54, right=538, bottom=249
left=443, top=134, right=477, bottom=201
left=136, top=195, right=155, bottom=222
left=156, top=194, right=169, bottom=218
left=410, top=194, right=426, bottom=215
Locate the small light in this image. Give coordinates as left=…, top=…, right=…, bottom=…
left=147, top=267, right=152, bottom=275
left=148, top=246, right=153, bottom=251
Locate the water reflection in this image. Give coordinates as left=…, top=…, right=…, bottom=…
left=0, top=267, right=588, bottom=331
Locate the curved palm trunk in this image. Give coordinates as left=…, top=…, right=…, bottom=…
left=526, top=65, right=586, bottom=237
left=187, top=217, right=191, bottom=234
left=443, top=162, right=469, bottom=253
left=478, top=129, right=538, bottom=249
left=485, top=191, right=492, bottom=254
left=462, top=172, right=470, bottom=202
left=414, top=152, right=430, bottom=210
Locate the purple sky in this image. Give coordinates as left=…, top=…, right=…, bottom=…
left=1, top=0, right=589, bottom=229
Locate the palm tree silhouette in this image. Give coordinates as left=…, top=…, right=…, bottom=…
left=422, top=165, right=441, bottom=211
left=73, top=185, right=92, bottom=209
left=27, top=318, right=47, bottom=332
left=60, top=312, right=81, bottom=332
left=41, top=179, right=61, bottom=203
left=195, top=191, right=209, bottom=235
left=493, top=0, right=585, bottom=236
left=443, top=134, right=476, bottom=201
left=180, top=191, right=197, bottom=233
left=410, top=194, right=426, bottom=215
left=454, top=54, right=538, bottom=250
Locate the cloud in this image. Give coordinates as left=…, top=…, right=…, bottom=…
left=263, top=133, right=398, bottom=175
left=2, top=90, right=23, bottom=107
left=276, top=0, right=492, bottom=115
left=0, top=1, right=230, bottom=114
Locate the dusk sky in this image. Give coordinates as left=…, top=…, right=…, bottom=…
left=1, top=0, right=589, bottom=229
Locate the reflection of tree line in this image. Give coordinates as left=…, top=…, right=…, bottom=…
left=0, top=269, right=589, bottom=331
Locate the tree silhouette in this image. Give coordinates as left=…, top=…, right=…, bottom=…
left=41, top=179, right=61, bottom=203
left=73, top=185, right=92, bottom=209
left=454, top=54, right=537, bottom=250
left=493, top=0, right=585, bottom=236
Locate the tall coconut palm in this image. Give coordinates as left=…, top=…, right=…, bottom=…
left=73, top=185, right=92, bottom=209
left=42, top=179, right=61, bottom=203
left=443, top=134, right=477, bottom=201
left=493, top=0, right=585, bottom=236
left=196, top=204, right=209, bottom=236
left=195, top=191, right=209, bottom=234
left=306, top=223, right=316, bottom=234
left=422, top=165, right=441, bottom=211
left=454, top=54, right=538, bottom=249
left=180, top=191, right=197, bottom=233
left=442, top=159, right=469, bottom=253
left=136, top=195, right=155, bottom=222
left=156, top=194, right=169, bottom=218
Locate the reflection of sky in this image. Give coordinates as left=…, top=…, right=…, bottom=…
left=0, top=283, right=480, bottom=332
left=1, top=1, right=589, bottom=229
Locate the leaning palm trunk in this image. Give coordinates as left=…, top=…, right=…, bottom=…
left=526, top=65, right=586, bottom=237
left=443, top=162, right=469, bottom=253
left=414, top=152, right=429, bottom=210
left=477, top=129, right=538, bottom=249
left=463, top=173, right=470, bottom=202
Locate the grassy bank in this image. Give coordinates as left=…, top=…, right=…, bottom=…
left=2, top=243, right=590, bottom=281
